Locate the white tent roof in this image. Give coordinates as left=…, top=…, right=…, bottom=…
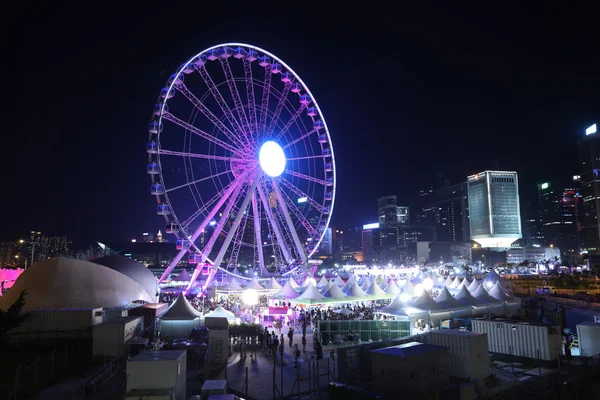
left=317, top=275, right=329, bottom=287
left=346, top=275, right=357, bottom=286
left=455, top=278, right=468, bottom=291
left=472, top=284, right=501, bottom=304
left=434, top=287, right=465, bottom=310
left=434, top=276, right=446, bottom=288
left=288, top=277, right=300, bottom=289
left=232, top=267, right=242, bottom=276
left=244, top=277, right=265, bottom=291
left=488, top=281, right=515, bottom=302
left=300, top=277, right=313, bottom=287
left=95, top=255, right=157, bottom=301
left=384, top=280, right=401, bottom=295
left=173, top=269, right=192, bottom=282
left=365, top=282, right=387, bottom=297
left=344, top=281, right=367, bottom=298
left=378, top=280, right=387, bottom=290
left=448, top=277, right=461, bottom=289
left=444, top=276, right=454, bottom=287
left=334, top=276, right=345, bottom=287
left=341, top=280, right=354, bottom=293
left=379, top=293, right=408, bottom=316
left=360, top=281, right=370, bottom=291
left=223, top=277, right=244, bottom=291
left=0, top=257, right=154, bottom=311
left=467, top=278, right=481, bottom=293
left=160, top=293, right=202, bottom=320
left=484, top=269, right=505, bottom=285
left=296, top=283, right=325, bottom=301
left=454, top=285, right=484, bottom=306
left=402, top=280, right=416, bottom=295
left=323, top=284, right=347, bottom=299
left=357, top=276, right=366, bottom=286
left=263, top=277, right=282, bottom=290
left=205, top=305, right=235, bottom=322
left=273, top=280, right=300, bottom=299
left=407, top=291, right=442, bottom=312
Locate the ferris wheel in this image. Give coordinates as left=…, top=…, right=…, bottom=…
left=148, top=43, right=336, bottom=290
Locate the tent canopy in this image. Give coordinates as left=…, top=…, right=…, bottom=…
left=344, top=282, right=367, bottom=298
left=222, top=277, right=244, bottom=291
left=205, top=306, right=235, bottom=322
left=384, top=280, right=401, bottom=295
left=488, top=281, right=514, bottom=302
left=323, top=284, right=347, bottom=299
left=288, top=277, right=300, bottom=289
left=295, top=283, right=326, bottom=302
left=407, top=291, right=442, bottom=312
left=448, top=277, right=461, bottom=289
left=334, top=276, right=345, bottom=287
left=160, top=293, right=202, bottom=320
left=402, top=280, right=416, bottom=295
left=453, top=286, right=483, bottom=306
left=434, top=287, right=465, bottom=309
left=365, top=282, right=387, bottom=297
left=273, top=280, right=300, bottom=299
left=173, top=269, right=192, bottom=282
left=244, top=277, right=265, bottom=291
left=317, top=275, right=329, bottom=287
left=467, top=278, right=481, bottom=293
left=472, top=284, right=501, bottom=304
left=444, top=276, right=454, bottom=287
left=264, top=277, right=282, bottom=290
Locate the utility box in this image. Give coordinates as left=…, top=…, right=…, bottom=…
left=93, top=316, right=143, bottom=358
left=472, top=319, right=562, bottom=361
left=577, top=321, right=600, bottom=357
left=126, top=350, right=187, bottom=400
left=428, top=329, right=490, bottom=382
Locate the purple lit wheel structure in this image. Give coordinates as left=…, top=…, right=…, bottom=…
left=147, top=43, right=336, bottom=291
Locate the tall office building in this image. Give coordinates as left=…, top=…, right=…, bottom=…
left=467, top=171, right=522, bottom=248
left=578, top=123, right=600, bottom=253
left=435, top=182, right=470, bottom=243
left=377, top=196, right=410, bottom=227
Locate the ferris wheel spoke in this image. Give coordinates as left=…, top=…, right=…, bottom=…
left=220, top=58, right=252, bottom=137
left=271, top=179, right=308, bottom=265
left=228, top=200, right=251, bottom=268
left=257, top=181, right=293, bottom=264
left=159, top=149, right=246, bottom=163
left=180, top=175, right=243, bottom=227
left=162, top=112, right=244, bottom=156
left=194, top=65, right=248, bottom=147
left=158, top=177, right=242, bottom=284
left=273, top=104, right=308, bottom=143
left=283, top=129, right=317, bottom=149
left=276, top=180, right=320, bottom=238
left=205, top=178, right=259, bottom=289
left=258, top=65, right=272, bottom=135
left=166, top=170, right=232, bottom=194
left=266, top=82, right=292, bottom=136
left=176, top=84, right=247, bottom=151
left=284, top=170, right=327, bottom=186
left=251, top=192, right=266, bottom=275
left=243, top=58, right=259, bottom=135
left=279, top=177, right=326, bottom=213
left=287, top=155, right=326, bottom=161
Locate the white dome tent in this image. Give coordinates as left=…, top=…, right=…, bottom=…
left=205, top=306, right=236, bottom=323
left=95, top=255, right=158, bottom=302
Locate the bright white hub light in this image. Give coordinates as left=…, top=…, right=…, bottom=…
left=259, top=141, right=286, bottom=177
left=241, top=288, right=259, bottom=306
left=423, top=278, right=434, bottom=291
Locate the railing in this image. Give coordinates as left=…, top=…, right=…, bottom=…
left=318, top=320, right=411, bottom=345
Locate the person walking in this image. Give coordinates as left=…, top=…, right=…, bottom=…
left=279, top=336, right=285, bottom=363
left=272, top=335, right=280, bottom=360
left=288, top=325, right=295, bottom=348
left=301, top=333, right=307, bottom=353
left=294, top=344, right=301, bottom=368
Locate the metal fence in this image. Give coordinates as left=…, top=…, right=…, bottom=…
left=318, top=320, right=411, bottom=345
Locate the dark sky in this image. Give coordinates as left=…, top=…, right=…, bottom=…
left=3, top=8, right=599, bottom=243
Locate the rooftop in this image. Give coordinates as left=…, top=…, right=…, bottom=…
left=371, top=341, right=447, bottom=358
left=577, top=321, right=600, bottom=327
left=432, top=329, right=486, bottom=337
left=129, top=350, right=186, bottom=362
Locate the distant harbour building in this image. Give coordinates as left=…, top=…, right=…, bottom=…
left=578, top=123, right=600, bottom=253
left=467, top=171, right=522, bottom=249
left=506, top=246, right=561, bottom=265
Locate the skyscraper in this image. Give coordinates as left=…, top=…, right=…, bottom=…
left=435, top=182, right=470, bottom=243
left=467, top=171, right=522, bottom=248
left=578, top=123, right=600, bottom=253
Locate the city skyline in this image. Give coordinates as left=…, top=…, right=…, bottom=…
left=4, top=10, right=600, bottom=243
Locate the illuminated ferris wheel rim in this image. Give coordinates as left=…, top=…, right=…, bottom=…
left=149, top=42, right=336, bottom=285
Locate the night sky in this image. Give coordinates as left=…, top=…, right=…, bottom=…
left=4, top=8, right=599, bottom=243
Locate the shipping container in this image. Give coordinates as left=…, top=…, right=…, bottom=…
left=127, top=350, right=187, bottom=400
left=576, top=321, right=600, bottom=357
left=427, top=329, right=489, bottom=382
left=472, top=319, right=562, bottom=361
left=129, top=303, right=169, bottom=329
left=93, top=316, right=143, bottom=358
left=103, top=308, right=128, bottom=322
left=8, top=308, right=103, bottom=342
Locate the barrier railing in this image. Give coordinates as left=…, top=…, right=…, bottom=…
left=318, top=319, right=411, bottom=345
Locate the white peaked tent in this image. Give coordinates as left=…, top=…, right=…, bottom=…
left=454, top=278, right=468, bottom=292
left=488, top=281, right=514, bottom=302
left=435, top=287, right=466, bottom=310
left=444, top=276, right=454, bottom=287
left=323, top=284, right=347, bottom=299
left=222, top=277, right=244, bottom=291
left=454, top=285, right=484, bottom=306
left=467, top=278, right=481, bottom=293
left=344, top=281, right=367, bottom=298
left=295, top=283, right=326, bottom=303
left=273, top=280, right=300, bottom=299
left=384, top=280, right=401, bottom=295
left=244, top=277, right=265, bottom=291
left=365, top=281, right=387, bottom=297
left=301, top=277, right=313, bottom=288
left=205, top=306, right=236, bottom=322
left=379, top=293, right=409, bottom=316
left=357, top=276, right=366, bottom=286
left=434, top=276, right=446, bottom=288
left=361, top=280, right=371, bottom=292
left=341, top=280, right=355, bottom=293
left=448, top=277, right=462, bottom=289
left=408, top=291, right=442, bottom=312
left=378, top=280, right=387, bottom=290
left=345, top=275, right=357, bottom=287
left=288, top=277, right=300, bottom=289
left=402, top=280, right=416, bottom=296
left=334, top=276, right=345, bottom=287
left=483, top=269, right=503, bottom=285
left=319, top=280, right=334, bottom=293
left=173, top=269, right=192, bottom=282
left=484, top=269, right=514, bottom=294
left=232, top=267, right=242, bottom=276
left=317, top=275, right=329, bottom=288
left=472, top=284, right=501, bottom=304
left=263, top=277, right=282, bottom=290
left=160, top=293, right=202, bottom=320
